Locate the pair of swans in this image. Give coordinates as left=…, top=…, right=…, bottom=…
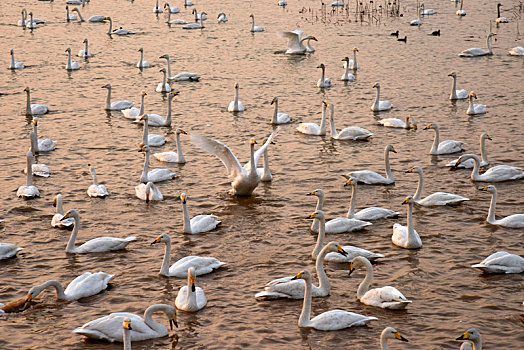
left=349, top=256, right=412, bottom=309
left=296, top=101, right=327, bottom=135
left=105, top=17, right=135, bottom=35
left=495, top=3, right=508, bottom=23
left=154, top=128, right=187, bottom=163
left=344, top=178, right=400, bottom=220
left=479, top=185, right=524, bottom=228
left=160, top=53, right=201, bottom=81
left=392, top=196, right=422, bottom=249
left=371, top=82, right=392, bottom=112
left=78, top=38, right=93, bottom=58
left=32, top=117, right=56, bottom=152
left=17, top=152, right=40, bottom=199
left=139, top=144, right=176, bottom=183
left=156, top=68, right=172, bottom=92
left=249, top=14, right=264, bottom=32
left=133, top=91, right=178, bottom=126
left=293, top=270, right=377, bottom=330
left=424, top=123, right=465, bottom=155
left=27, top=132, right=50, bottom=177
left=316, top=63, right=332, bottom=87
left=270, top=97, right=291, bottom=124
left=448, top=72, right=468, bottom=100
left=102, top=84, right=134, bottom=110
left=151, top=233, right=226, bottom=277
left=446, top=133, right=490, bottom=168
left=217, top=12, right=228, bottom=23
left=136, top=48, right=150, bottom=68
left=228, top=82, right=244, bottom=112
left=472, top=251, right=524, bottom=274
left=182, top=12, right=206, bottom=29
left=9, top=49, right=24, bottom=69
left=180, top=193, right=221, bottom=234
left=457, top=329, right=482, bottom=350
left=65, top=48, right=80, bottom=70
left=190, top=128, right=279, bottom=196
left=277, top=30, right=317, bottom=54
left=466, top=92, right=487, bottom=115
left=455, top=154, right=524, bottom=182
left=378, top=115, right=417, bottom=130
left=406, top=166, right=469, bottom=206
left=135, top=181, right=163, bottom=201
left=73, top=304, right=177, bottom=342
left=61, top=210, right=136, bottom=253
left=18, top=9, right=45, bottom=28
left=51, top=194, right=74, bottom=228
left=456, top=0, right=466, bottom=16
left=459, top=33, right=495, bottom=57
left=24, top=87, right=49, bottom=115
left=326, top=102, right=373, bottom=140
left=87, top=164, right=109, bottom=197
left=26, top=272, right=113, bottom=302
left=343, top=144, right=397, bottom=184
left=0, top=243, right=23, bottom=260
left=175, top=267, right=207, bottom=311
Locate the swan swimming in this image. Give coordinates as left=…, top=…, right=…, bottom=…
left=340, top=57, right=356, bottom=81
left=448, top=72, right=468, bottom=100
left=249, top=14, right=264, bottom=32
left=153, top=0, right=163, bottom=13
left=32, top=117, right=56, bottom=152
left=278, top=30, right=317, bottom=54
left=456, top=329, right=482, bottom=350
left=102, top=84, right=134, bottom=110
left=471, top=251, right=524, bottom=274
left=479, top=185, right=524, bottom=228
left=175, top=267, right=207, bottom=311
left=154, top=128, right=187, bottom=163
left=0, top=243, right=23, bottom=260
left=136, top=48, right=150, bottom=68
left=26, top=272, right=113, bottom=301
left=446, top=133, right=490, bottom=168
left=164, top=2, right=180, bottom=13
left=140, top=115, right=166, bottom=147
left=87, top=164, right=109, bottom=197
left=156, top=68, right=172, bottom=92
left=316, top=63, right=332, bottom=87
left=495, top=3, right=508, bottom=23
left=424, top=123, right=465, bottom=155
left=378, top=115, right=417, bottom=130
left=180, top=193, right=221, bottom=234
left=410, top=4, right=422, bottom=25
left=27, top=133, right=50, bottom=176
left=64, top=48, right=80, bottom=70
left=135, top=181, right=163, bottom=201
left=24, top=87, right=49, bottom=116
left=456, top=0, right=466, bottom=16
left=105, top=17, right=135, bottom=35
left=182, top=12, right=206, bottom=29
left=343, top=144, right=397, bottom=184
left=370, top=82, right=392, bottom=112
left=139, top=144, right=176, bottom=183
left=51, top=194, right=75, bottom=228
left=420, top=2, right=435, bottom=15
left=228, top=82, right=245, bottom=112
left=166, top=10, right=187, bottom=25
left=137, top=91, right=178, bottom=126
left=466, top=92, right=487, bottom=115
left=217, top=12, right=228, bottom=23
left=344, top=178, right=400, bottom=220
left=296, top=101, right=328, bottom=136
left=380, top=327, right=409, bottom=349
left=160, top=53, right=201, bottom=81
left=122, top=90, right=146, bottom=120
left=508, top=46, right=524, bottom=56
left=9, top=49, right=24, bottom=69
left=327, top=102, right=373, bottom=140
left=392, top=196, right=422, bottom=249
left=455, top=154, right=524, bottom=182
left=270, top=97, right=291, bottom=124
left=65, top=5, right=77, bottom=22
left=459, top=33, right=495, bottom=57
left=406, top=166, right=469, bottom=206
left=77, top=38, right=93, bottom=58
left=17, top=152, right=40, bottom=199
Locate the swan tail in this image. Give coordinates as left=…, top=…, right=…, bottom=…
left=124, top=236, right=137, bottom=242
left=255, top=291, right=291, bottom=300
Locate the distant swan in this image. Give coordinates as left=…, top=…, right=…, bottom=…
left=392, top=196, right=422, bottom=249
left=102, top=84, right=134, bottom=110
left=32, top=117, right=56, bottom=152
left=105, top=17, right=135, bottom=35
left=140, top=115, right=166, bottom=147
left=479, top=185, right=524, bottom=228
left=495, top=3, right=508, bottom=23
left=446, top=133, right=490, bottom=168
left=296, top=101, right=328, bottom=135
left=378, top=115, right=417, bottom=130
left=160, top=53, right=200, bottom=81
left=139, top=144, right=176, bottom=183
left=65, top=48, right=80, bottom=70
left=278, top=30, right=317, bottom=54
left=156, top=68, right=172, bottom=92
left=26, top=272, right=113, bottom=301
left=0, top=243, right=23, bottom=260
left=154, top=128, right=187, bottom=163
left=24, top=87, right=49, bottom=116
left=166, top=10, right=187, bottom=24
left=448, top=72, right=468, bottom=100
left=249, top=14, right=264, bottom=32
left=410, top=5, right=422, bottom=25
left=327, top=102, right=373, bottom=140
left=459, top=33, right=495, bottom=57
left=182, top=12, right=205, bottom=29
left=77, top=38, right=93, bottom=58
left=136, top=48, right=150, bottom=68
left=270, top=97, right=291, bottom=124
left=122, top=90, right=145, bottom=120
left=180, top=193, right=221, bottom=234
left=217, top=12, right=228, bottom=22
left=471, top=251, right=524, bottom=273
left=420, top=2, right=435, bottom=15
left=406, top=166, right=469, bottom=205
left=153, top=0, right=163, bottom=13
left=164, top=2, right=180, bottom=13
left=175, top=267, right=207, bottom=311
left=466, top=91, right=486, bottom=115
left=508, top=46, right=524, bottom=56
left=316, top=63, right=332, bottom=87
left=228, top=82, right=244, bottom=112
left=17, top=152, right=40, bottom=199
left=87, top=164, right=109, bottom=197
left=370, top=82, right=392, bottom=111
left=424, top=123, right=465, bottom=155
left=343, top=144, right=397, bottom=184
left=340, top=57, right=356, bottom=81
left=9, top=49, right=24, bottom=69
left=66, top=5, right=77, bottom=22
left=51, top=194, right=75, bottom=228
left=456, top=154, right=524, bottom=182
left=28, top=132, right=50, bottom=176
left=135, top=181, right=163, bottom=201
left=344, top=178, right=399, bottom=220
left=456, top=0, right=466, bottom=16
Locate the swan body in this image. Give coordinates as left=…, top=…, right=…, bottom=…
left=228, top=82, right=245, bottom=112
left=136, top=48, right=150, bottom=68
left=87, top=164, right=109, bottom=197
left=65, top=48, right=80, bottom=70
left=24, top=87, right=49, bottom=115
left=156, top=68, right=172, bottom=92
left=420, top=3, right=435, bottom=15
left=217, top=12, right=228, bottom=22
left=327, top=102, right=373, bottom=140
left=456, top=0, right=466, bottom=16
left=371, top=82, right=392, bottom=111
left=26, top=12, right=40, bottom=29
left=249, top=14, right=264, bottom=32
left=424, top=123, right=465, bottom=155
left=78, top=38, right=93, bottom=58
left=296, top=101, right=328, bottom=135
left=180, top=193, right=221, bottom=234
left=175, top=267, right=207, bottom=311
left=278, top=30, right=317, bottom=54
left=340, top=57, right=356, bottom=81
left=392, top=196, right=422, bottom=249
left=17, top=152, right=40, bottom=199
left=508, top=47, right=524, bottom=56
left=105, top=17, right=135, bottom=35
left=316, top=63, right=332, bottom=87
left=73, top=304, right=177, bottom=342
left=448, top=72, right=468, bottom=100
left=165, top=10, right=186, bottom=24
left=160, top=54, right=201, bottom=81
left=62, top=210, right=136, bottom=254
left=51, top=194, right=75, bottom=228
left=255, top=241, right=348, bottom=300
left=278, top=0, right=288, bottom=6
left=456, top=154, right=524, bottom=182
left=139, top=144, right=176, bottom=183
left=496, top=3, right=508, bottom=23
left=349, top=256, right=412, bottom=309
left=466, top=92, right=486, bottom=115
left=135, top=182, right=163, bottom=201
left=406, top=166, right=469, bottom=206
left=184, top=0, right=194, bottom=6
left=380, top=327, right=409, bottom=348
left=88, top=15, right=107, bottom=22
left=102, top=84, right=134, bottom=110
left=331, top=1, right=344, bottom=6
left=459, top=33, right=495, bottom=57
left=343, top=144, right=397, bottom=184
left=456, top=329, right=482, bottom=350
left=479, top=185, right=524, bottom=228
left=27, top=272, right=113, bottom=301
left=293, top=270, right=377, bottom=331
left=140, top=114, right=166, bottom=146
left=32, top=118, right=56, bottom=152
left=153, top=0, right=163, bottom=13
left=270, top=97, right=291, bottom=124
left=9, top=49, right=24, bottom=69
left=378, top=115, right=417, bottom=130
left=0, top=243, right=23, bottom=260
left=164, top=3, right=180, bottom=13
left=446, top=133, right=490, bottom=168
left=66, top=5, right=78, bottom=21
left=154, top=128, right=187, bottom=163
left=344, top=178, right=399, bottom=221
left=122, top=91, right=145, bottom=120
left=182, top=13, right=205, bottom=29
left=472, top=251, right=524, bottom=274
left=151, top=233, right=226, bottom=277
left=410, top=5, right=422, bottom=26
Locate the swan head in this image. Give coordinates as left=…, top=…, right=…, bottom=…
left=406, top=166, right=422, bottom=174
left=123, top=318, right=132, bottom=331
left=141, top=90, right=147, bottom=96
left=456, top=329, right=481, bottom=342
left=29, top=12, right=33, bottom=16
left=176, top=128, right=187, bottom=135
left=382, top=327, right=409, bottom=342
left=348, top=255, right=371, bottom=275
left=170, top=91, right=180, bottom=98
left=402, top=196, right=414, bottom=205
left=104, top=16, right=111, bottom=20
left=469, top=92, right=477, bottom=99
left=145, top=182, right=154, bottom=202
left=386, top=144, right=397, bottom=153
left=139, top=144, right=150, bottom=153
left=306, top=189, right=324, bottom=198
left=307, top=210, right=325, bottom=220
left=344, top=178, right=356, bottom=187
left=83, top=38, right=87, bottom=43
left=406, top=116, right=417, bottom=130
left=24, top=86, right=30, bottom=93
left=249, top=14, right=254, bottom=18
left=159, top=53, right=169, bottom=59
left=373, top=82, right=380, bottom=88
left=488, top=32, right=496, bottom=38
left=448, top=72, right=456, bottom=77
left=479, top=185, right=496, bottom=194
left=10, top=48, right=14, bottom=55
left=234, top=82, right=239, bottom=89
left=482, top=133, right=492, bottom=141
left=138, top=48, right=144, bottom=52
left=65, top=48, right=71, bottom=53
left=291, top=269, right=312, bottom=281
left=353, top=47, right=358, bottom=52
left=101, top=84, right=111, bottom=89
left=151, top=233, right=170, bottom=245
left=32, top=117, right=38, bottom=126
left=316, top=63, right=325, bottom=69
left=326, top=241, right=348, bottom=256
left=52, top=194, right=62, bottom=207
left=61, top=209, right=78, bottom=221
left=423, top=123, right=436, bottom=130
left=159, top=67, right=166, bottom=73
left=271, top=97, right=278, bottom=105
left=342, top=57, right=349, bottom=62
left=139, top=114, right=149, bottom=123
left=180, top=192, right=187, bottom=203
left=250, top=138, right=257, bottom=145
left=307, top=36, right=318, bottom=41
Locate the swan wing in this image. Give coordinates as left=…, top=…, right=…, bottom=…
left=417, top=192, right=469, bottom=206
left=482, top=165, right=524, bottom=180
left=175, top=286, right=188, bottom=308
left=354, top=207, right=399, bottom=221
left=336, top=127, right=373, bottom=140
left=378, top=118, right=404, bottom=128
left=145, top=114, right=166, bottom=126
left=343, top=170, right=388, bottom=184
left=190, top=134, right=244, bottom=179
left=497, top=214, right=524, bottom=228
left=309, top=310, right=377, bottom=331
left=437, top=140, right=465, bottom=154
left=169, top=256, right=226, bottom=277
left=0, top=243, right=23, bottom=259
left=459, top=48, right=488, bottom=56
left=17, top=185, right=40, bottom=198
left=257, top=277, right=306, bottom=299
left=87, top=184, right=109, bottom=197
left=121, top=107, right=140, bottom=119
left=76, top=236, right=136, bottom=253
left=147, top=168, right=176, bottom=182
left=325, top=217, right=372, bottom=233
left=65, top=272, right=113, bottom=300
left=472, top=252, right=524, bottom=273
left=324, top=245, right=385, bottom=263
left=296, top=123, right=320, bottom=135
left=278, top=30, right=303, bottom=52
left=190, top=215, right=221, bottom=233
left=30, top=104, right=49, bottom=115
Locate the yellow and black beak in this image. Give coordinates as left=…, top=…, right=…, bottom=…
left=355, top=48, right=358, bottom=52
left=455, top=158, right=462, bottom=166
left=395, top=331, right=408, bottom=342
left=250, top=139, right=257, bottom=145
left=169, top=315, right=178, bottom=329
left=448, top=72, right=453, bottom=76
left=348, top=262, right=355, bottom=276
left=406, top=167, right=414, bottom=173
left=423, top=124, right=431, bottom=130
left=456, top=331, right=471, bottom=341
left=191, top=277, right=196, bottom=292
left=150, top=236, right=162, bottom=245
left=271, top=98, right=275, bottom=105
left=413, top=124, right=418, bottom=131
left=142, top=91, right=147, bottom=96
left=337, top=245, right=348, bottom=257
left=180, top=194, right=187, bottom=203
left=486, top=135, right=492, bottom=140
left=180, top=129, right=187, bottom=135
left=306, top=190, right=316, bottom=196
left=234, top=83, right=239, bottom=88
left=124, top=319, right=132, bottom=330
left=26, top=294, right=32, bottom=303
left=344, top=178, right=352, bottom=186
left=402, top=197, right=410, bottom=205
left=391, top=146, right=397, bottom=153
left=291, top=272, right=303, bottom=280
left=61, top=212, right=70, bottom=220
left=479, top=186, right=489, bottom=192
left=145, top=192, right=150, bottom=203
left=306, top=212, right=316, bottom=219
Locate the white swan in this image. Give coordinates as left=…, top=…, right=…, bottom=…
left=343, top=144, right=397, bottom=184
left=87, top=164, right=109, bottom=197
left=164, top=2, right=180, bottom=13
left=73, top=304, right=177, bottom=342
left=140, top=115, right=166, bottom=147
left=105, top=17, right=135, bottom=35
left=456, top=154, right=524, bottom=182
left=27, top=133, right=50, bottom=177
left=62, top=210, right=136, bottom=253
left=446, top=133, right=490, bottom=168
left=139, top=91, right=177, bottom=126
left=87, top=13, right=106, bottom=23
left=136, top=48, right=150, bottom=68
left=64, top=48, right=80, bottom=70
left=305, top=37, right=316, bottom=52
left=255, top=241, right=349, bottom=300
left=217, top=12, right=228, bottom=22
left=24, top=87, right=49, bottom=115
left=410, top=4, right=422, bottom=26
left=66, top=5, right=78, bottom=21
left=123, top=318, right=132, bottom=350
left=472, top=251, right=524, bottom=274
left=310, top=211, right=384, bottom=263
left=180, top=193, right=221, bottom=234
left=456, top=329, right=482, bottom=350
left=340, top=57, right=356, bottom=81
left=420, top=3, right=435, bottom=15
left=139, top=145, right=176, bottom=183
left=122, top=90, right=145, bottom=120
left=156, top=68, right=172, bottom=93
left=311, top=201, right=372, bottom=234
left=349, top=256, right=412, bottom=309
left=191, top=8, right=208, bottom=20
left=182, top=13, right=205, bottom=29
left=160, top=54, right=200, bottom=81
left=17, top=152, right=40, bottom=199
left=135, top=181, right=163, bottom=201
left=307, top=189, right=325, bottom=232
left=102, top=84, right=134, bottom=110
left=508, top=46, right=524, bottom=56
left=151, top=233, right=227, bottom=277
left=51, top=194, right=75, bottom=228
left=184, top=0, right=194, bottom=6
left=293, top=269, right=377, bottom=330
left=27, top=272, right=113, bottom=301
left=331, top=0, right=344, bottom=6
left=154, top=128, right=187, bottom=163
left=175, top=267, right=207, bottom=311
left=9, top=49, right=24, bottom=69
left=249, top=14, right=264, bottom=32
left=380, top=327, right=409, bottom=348
left=0, top=243, right=23, bottom=260
left=270, top=97, right=291, bottom=124
left=277, top=30, right=317, bottom=54
left=256, top=148, right=273, bottom=182
left=424, top=123, right=465, bottom=155
left=27, top=12, right=39, bottom=29
left=327, top=102, right=373, bottom=140
left=344, top=178, right=400, bottom=220
left=466, top=92, right=487, bottom=115
left=278, top=0, right=288, bottom=6
left=392, top=196, right=422, bottom=249
left=32, top=117, right=56, bottom=152
left=448, top=72, right=468, bottom=100
left=406, top=166, right=469, bottom=206
left=459, top=33, right=495, bottom=57
left=370, top=82, right=392, bottom=111
left=191, top=129, right=279, bottom=196
left=495, top=3, right=508, bottom=23
left=228, top=82, right=245, bottom=112
left=378, top=115, right=417, bottom=130
left=77, top=38, right=93, bottom=58
left=166, top=10, right=187, bottom=24
left=153, top=0, right=163, bottom=13
left=456, top=0, right=466, bottom=16
left=296, top=101, right=328, bottom=135
left=316, top=63, right=332, bottom=88
left=18, top=9, right=29, bottom=27
left=479, top=185, right=524, bottom=228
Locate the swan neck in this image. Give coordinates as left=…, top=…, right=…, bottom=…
left=185, top=274, right=197, bottom=309
left=468, top=94, right=475, bottom=113
left=413, top=170, right=423, bottom=200
left=320, top=66, right=325, bottom=82
left=310, top=195, right=323, bottom=232
left=430, top=127, right=439, bottom=153
left=356, top=259, right=373, bottom=300
left=487, top=35, right=492, bottom=53
left=272, top=100, right=278, bottom=123
left=143, top=117, right=149, bottom=145
left=108, top=18, right=112, bottom=34
left=329, top=105, right=338, bottom=138
left=26, top=154, right=33, bottom=186
left=77, top=10, right=85, bottom=21
left=141, top=147, right=150, bottom=182
left=11, top=52, right=15, bottom=67
left=487, top=189, right=497, bottom=224
left=450, top=75, right=457, bottom=99
left=140, top=93, right=145, bottom=116
left=353, top=50, right=358, bottom=69
left=319, top=105, right=327, bottom=135
left=26, top=89, right=31, bottom=115
left=346, top=183, right=357, bottom=218
left=123, top=326, right=131, bottom=350
left=344, top=60, right=350, bottom=76
left=176, top=132, right=184, bottom=161
left=165, top=96, right=172, bottom=126
left=298, top=276, right=312, bottom=327
left=105, top=87, right=111, bottom=110
left=380, top=332, right=389, bottom=350
left=407, top=202, right=415, bottom=241
left=182, top=201, right=192, bottom=233
left=248, top=142, right=257, bottom=176
left=316, top=245, right=331, bottom=292
left=469, top=155, right=480, bottom=179
left=56, top=196, right=65, bottom=214
left=84, top=40, right=88, bottom=52
left=166, top=56, right=172, bottom=77
left=139, top=50, right=144, bottom=65
left=234, top=88, right=239, bottom=110
left=374, top=85, right=380, bottom=105
left=312, top=216, right=325, bottom=260
left=384, top=148, right=394, bottom=180
left=66, top=213, right=79, bottom=253
left=39, top=280, right=68, bottom=300
left=143, top=305, right=170, bottom=334
left=91, top=168, right=99, bottom=186
left=162, top=70, right=167, bottom=86
left=160, top=237, right=172, bottom=275
left=251, top=16, right=255, bottom=29
left=262, top=149, right=270, bottom=177
left=480, top=136, right=488, bottom=163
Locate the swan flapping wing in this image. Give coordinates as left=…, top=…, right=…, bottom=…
left=190, top=134, right=244, bottom=179
left=278, top=30, right=303, bottom=52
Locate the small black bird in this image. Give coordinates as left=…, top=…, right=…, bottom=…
left=397, top=36, right=407, bottom=42
left=390, top=30, right=399, bottom=37
left=430, top=29, right=440, bottom=36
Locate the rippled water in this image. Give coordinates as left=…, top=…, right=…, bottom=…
left=0, top=0, right=523, bottom=348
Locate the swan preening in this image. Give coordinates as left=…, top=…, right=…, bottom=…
left=456, top=154, right=524, bottom=182
left=479, top=185, right=524, bottom=228
left=378, top=115, right=417, bottom=130
left=466, top=92, right=487, bottom=115
left=151, top=233, right=227, bottom=277
left=456, top=329, right=482, bottom=350
left=135, top=181, right=163, bottom=201
left=380, top=327, right=409, bottom=348
left=344, top=178, right=400, bottom=220
left=228, top=82, right=244, bottom=112
left=156, top=68, right=172, bottom=92
left=73, top=304, right=177, bottom=342
left=277, top=30, right=317, bottom=54
left=316, top=63, right=332, bottom=88
left=448, top=72, right=468, bottom=100
left=160, top=53, right=201, bottom=81
left=406, top=166, right=469, bottom=206
left=180, top=193, right=221, bottom=234
left=456, top=0, right=466, bottom=16
left=175, top=267, right=207, bottom=311
left=343, top=144, right=397, bottom=185
left=32, top=117, right=56, bottom=152
left=62, top=210, right=136, bottom=253
left=392, top=196, right=422, bottom=249
left=51, top=194, right=75, bottom=228
left=249, top=14, right=264, bottom=32
left=217, top=12, right=228, bottom=23
left=0, top=243, right=23, bottom=260
left=424, top=123, right=465, bottom=155
left=371, top=82, right=392, bottom=112
left=349, top=256, right=412, bottom=309
left=296, top=101, right=327, bottom=136
left=9, top=49, right=24, bottom=69
left=105, top=17, right=135, bottom=35
left=459, top=33, right=495, bottom=57
left=327, top=102, right=373, bottom=140
left=25, top=87, right=49, bottom=116
left=87, top=164, right=109, bottom=197
left=78, top=39, right=93, bottom=58
left=17, top=152, right=40, bottom=199
left=508, top=46, right=524, bottom=56
left=154, top=128, right=187, bottom=163
left=102, top=84, right=134, bottom=110
left=472, top=251, right=524, bottom=273
left=136, top=48, right=150, bottom=68
left=446, top=133, right=490, bottom=168
left=65, top=48, right=80, bottom=70
left=190, top=128, right=279, bottom=196
left=292, top=270, right=377, bottom=330
left=495, top=3, right=508, bottom=23
left=270, top=97, right=291, bottom=124
left=139, top=144, right=176, bottom=183
left=26, top=272, right=113, bottom=301
left=340, top=57, right=356, bottom=81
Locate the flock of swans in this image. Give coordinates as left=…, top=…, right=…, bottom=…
left=1, top=0, right=523, bottom=349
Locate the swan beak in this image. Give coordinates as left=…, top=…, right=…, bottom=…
left=413, top=124, right=418, bottom=131
left=25, top=294, right=32, bottom=302
left=203, top=12, right=207, bottom=15
left=406, top=168, right=414, bottom=173
left=169, top=316, right=178, bottom=329
left=391, top=147, right=397, bottom=153
left=402, top=197, right=409, bottom=205
left=24, top=87, right=29, bottom=92
left=395, top=332, right=408, bottom=342
left=124, top=320, right=132, bottom=330
left=423, top=124, right=431, bottom=130
left=479, top=186, right=489, bottom=192
left=159, top=54, right=165, bottom=58
left=234, top=83, right=239, bottom=88
left=486, top=135, right=492, bottom=140
left=150, top=236, right=162, bottom=245
left=250, top=139, right=257, bottom=145
left=344, top=178, right=352, bottom=186
left=291, top=272, right=303, bottom=280
left=181, top=194, right=187, bottom=203
left=348, top=262, right=355, bottom=276
left=316, top=65, right=321, bottom=68
left=355, top=48, right=359, bottom=52
left=306, top=212, right=316, bottom=219
left=145, top=192, right=150, bottom=203
left=373, top=83, right=378, bottom=88
left=191, top=279, right=196, bottom=292
left=337, top=246, right=348, bottom=256
left=456, top=331, right=471, bottom=341
left=271, top=98, right=275, bottom=105
left=61, top=212, right=70, bottom=220
left=180, top=129, right=187, bottom=135
left=455, top=158, right=462, bottom=166
left=306, top=190, right=316, bottom=196
left=104, top=17, right=110, bottom=20
left=448, top=72, right=453, bottom=76
left=102, top=84, right=108, bottom=88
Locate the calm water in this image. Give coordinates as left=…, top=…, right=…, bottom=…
left=0, top=0, right=523, bottom=348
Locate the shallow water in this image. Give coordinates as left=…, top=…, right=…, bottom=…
left=0, top=0, right=523, bottom=349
